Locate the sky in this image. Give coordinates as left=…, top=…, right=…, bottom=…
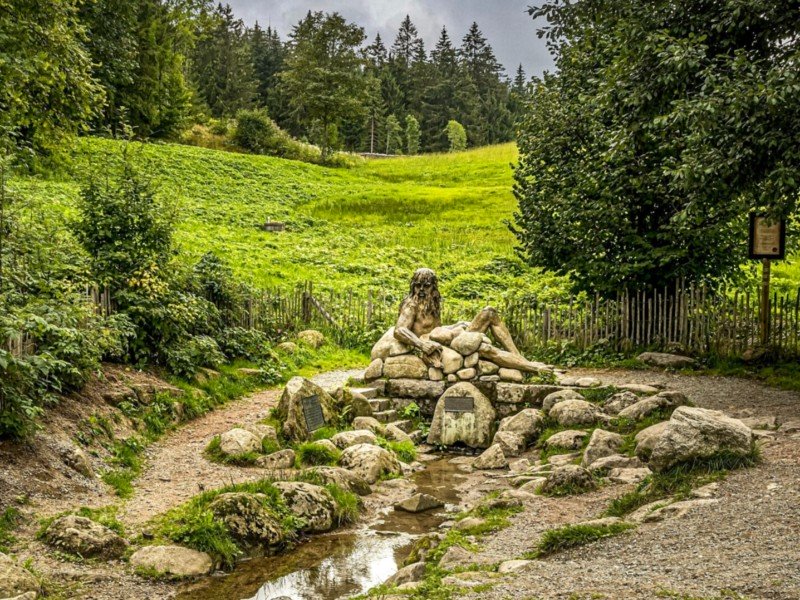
left=223, top=0, right=555, bottom=78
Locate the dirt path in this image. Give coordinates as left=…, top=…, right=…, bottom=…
left=120, top=369, right=364, bottom=529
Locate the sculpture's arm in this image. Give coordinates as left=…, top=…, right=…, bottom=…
left=395, top=303, right=440, bottom=355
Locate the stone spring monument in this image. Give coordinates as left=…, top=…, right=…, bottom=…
left=367, top=268, right=556, bottom=448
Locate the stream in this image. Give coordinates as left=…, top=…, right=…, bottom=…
left=175, top=457, right=466, bottom=600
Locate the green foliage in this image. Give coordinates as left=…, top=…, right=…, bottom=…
left=377, top=438, right=416, bottom=463
left=295, top=441, right=341, bottom=466
left=74, top=506, right=125, bottom=535
left=515, top=0, right=800, bottom=295
left=165, top=335, right=225, bottom=379
left=384, top=115, right=403, bottom=155
left=405, top=115, right=420, bottom=155
left=445, top=120, right=467, bottom=152
left=0, top=507, right=22, bottom=553
left=324, top=484, right=360, bottom=526
left=399, top=401, right=420, bottom=419
left=232, top=109, right=331, bottom=164
left=529, top=521, right=636, bottom=558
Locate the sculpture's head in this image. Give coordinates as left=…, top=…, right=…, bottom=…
left=406, top=268, right=441, bottom=318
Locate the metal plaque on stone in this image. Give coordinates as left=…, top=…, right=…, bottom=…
left=302, top=395, right=325, bottom=432
left=444, top=396, right=474, bottom=414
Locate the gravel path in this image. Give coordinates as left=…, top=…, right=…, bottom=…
left=461, top=368, right=800, bottom=600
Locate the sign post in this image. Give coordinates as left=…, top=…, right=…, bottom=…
left=748, top=215, right=786, bottom=347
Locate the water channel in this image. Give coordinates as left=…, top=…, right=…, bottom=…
left=176, top=457, right=466, bottom=600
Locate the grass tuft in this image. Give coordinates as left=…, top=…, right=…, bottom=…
left=296, top=442, right=341, bottom=466
left=528, top=521, right=636, bottom=558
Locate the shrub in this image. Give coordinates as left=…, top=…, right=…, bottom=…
left=165, top=335, right=225, bottom=379
left=405, top=115, right=421, bottom=155
left=445, top=120, right=467, bottom=152
left=216, top=327, right=274, bottom=363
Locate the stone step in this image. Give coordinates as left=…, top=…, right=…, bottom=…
left=373, top=409, right=398, bottom=424
left=351, top=387, right=379, bottom=399
left=368, top=398, right=392, bottom=412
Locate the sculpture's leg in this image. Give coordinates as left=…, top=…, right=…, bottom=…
left=478, top=343, right=552, bottom=373
left=467, top=306, right=522, bottom=356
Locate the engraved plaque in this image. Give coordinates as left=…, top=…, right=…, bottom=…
left=302, top=395, right=325, bottom=432
left=444, top=396, right=474, bottom=413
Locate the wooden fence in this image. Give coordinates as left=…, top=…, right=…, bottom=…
left=8, top=281, right=800, bottom=359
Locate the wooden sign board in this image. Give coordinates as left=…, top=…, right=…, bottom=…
left=444, top=396, right=475, bottom=414
left=302, top=395, right=325, bottom=432
left=749, top=215, right=786, bottom=260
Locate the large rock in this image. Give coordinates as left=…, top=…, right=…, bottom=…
left=430, top=326, right=463, bottom=345
left=395, top=493, right=444, bottom=513
left=130, top=545, right=213, bottom=578
left=256, top=449, right=296, bottom=470
left=43, top=515, right=128, bottom=559
left=542, top=389, right=585, bottom=413
left=275, top=377, right=337, bottom=442
left=587, top=454, right=644, bottom=473
left=603, top=391, right=640, bottom=416
left=581, top=429, right=624, bottom=468
left=384, top=355, right=428, bottom=379
left=441, top=347, right=464, bottom=374
left=473, top=444, right=508, bottom=469
left=634, top=421, right=670, bottom=460
left=352, top=416, right=384, bottom=435
left=498, top=368, right=524, bottom=383
left=218, top=428, right=261, bottom=456
left=496, top=408, right=544, bottom=445
left=241, top=423, right=279, bottom=446
left=386, top=379, right=445, bottom=400
left=297, top=330, right=325, bottom=349
left=304, top=466, right=372, bottom=496
left=618, top=391, right=689, bottom=421
left=364, top=359, right=383, bottom=381
left=0, top=553, right=39, bottom=598
left=331, top=430, right=377, bottom=449
left=385, top=423, right=412, bottom=443
left=386, top=561, right=427, bottom=587
left=450, top=332, right=485, bottom=356
left=540, top=465, right=596, bottom=495
left=544, top=430, right=587, bottom=450
left=492, top=431, right=525, bottom=457
left=371, top=328, right=412, bottom=360
left=59, top=443, right=93, bottom=477
left=274, top=482, right=337, bottom=533
left=495, top=384, right=562, bottom=406
left=335, top=388, right=373, bottom=418
left=637, top=352, right=696, bottom=369
left=427, top=383, right=495, bottom=449
left=549, top=399, right=603, bottom=427
left=479, top=360, right=499, bottom=375
left=209, top=493, right=285, bottom=545
left=649, top=407, right=754, bottom=472
left=339, top=443, right=402, bottom=484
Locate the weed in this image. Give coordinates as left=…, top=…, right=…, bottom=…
left=528, top=521, right=636, bottom=558
left=0, top=507, right=22, bottom=552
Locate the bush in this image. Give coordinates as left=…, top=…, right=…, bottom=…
left=216, top=327, right=274, bottom=363
left=445, top=120, right=467, bottom=152
left=165, top=335, right=225, bottom=379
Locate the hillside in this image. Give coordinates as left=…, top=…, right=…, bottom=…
left=11, top=139, right=571, bottom=305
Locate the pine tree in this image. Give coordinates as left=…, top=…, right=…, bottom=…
left=421, top=27, right=464, bottom=151
left=513, top=64, right=527, bottom=95
left=364, top=33, right=388, bottom=69
left=250, top=23, right=287, bottom=119
left=391, top=15, right=423, bottom=69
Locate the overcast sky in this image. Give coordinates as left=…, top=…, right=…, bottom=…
left=224, top=0, right=555, bottom=78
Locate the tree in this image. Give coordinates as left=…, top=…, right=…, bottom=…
left=280, top=11, right=368, bottom=158
left=513, top=0, right=800, bottom=295
left=385, top=115, right=403, bottom=154
left=445, top=120, right=467, bottom=152
left=250, top=23, right=288, bottom=123
left=405, top=115, right=420, bottom=155
left=422, top=27, right=465, bottom=151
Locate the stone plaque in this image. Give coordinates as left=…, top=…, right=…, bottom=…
left=302, top=395, right=325, bottom=432
left=444, top=396, right=474, bottom=413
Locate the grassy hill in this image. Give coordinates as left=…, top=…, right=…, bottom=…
left=12, top=138, right=570, bottom=305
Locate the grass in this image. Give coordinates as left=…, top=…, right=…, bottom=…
left=527, top=521, right=636, bottom=558
left=0, top=506, right=22, bottom=552
left=204, top=435, right=263, bottom=466
left=377, top=438, right=417, bottom=463
left=295, top=441, right=341, bottom=466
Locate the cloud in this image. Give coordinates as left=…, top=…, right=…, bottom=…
left=223, top=0, right=554, bottom=77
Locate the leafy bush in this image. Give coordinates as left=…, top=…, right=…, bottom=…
left=216, top=327, right=274, bottom=363
left=165, top=335, right=225, bottom=379
left=445, top=120, right=467, bottom=152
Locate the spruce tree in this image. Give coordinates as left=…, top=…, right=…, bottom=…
left=250, top=23, right=288, bottom=125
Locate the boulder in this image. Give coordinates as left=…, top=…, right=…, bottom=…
left=457, top=368, right=477, bottom=380
left=304, top=466, right=372, bottom=496
left=492, top=431, right=526, bottom=457
left=384, top=355, right=428, bottom=379
left=428, top=367, right=444, bottom=381
left=297, top=330, right=325, bottom=349
left=548, top=452, right=581, bottom=467
left=540, top=465, right=596, bottom=495
left=352, top=416, right=384, bottom=435
left=256, top=449, right=296, bottom=470
left=550, top=399, right=603, bottom=427
left=59, top=444, right=93, bottom=478
left=607, top=467, right=652, bottom=484
left=218, top=428, right=261, bottom=456
left=0, top=553, right=39, bottom=598
left=617, top=391, right=689, bottom=421
left=438, top=545, right=485, bottom=570
left=581, top=429, right=624, bottom=468
left=209, top=493, right=285, bottom=544
left=498, top=368, right=524, bottom=383
left=649, top=407, right=754, bottom=472
left=274, top=482, right=336, bottom=533
left=603, top=391, right=640, bottom=416
left=464, top=353, right=480, bottom=369
left=496, top=408, right=545, bottom=445
left=43, top=515, right=127, bottom=559
left=395, top=493, right=444, bottom=513
left=542, top=389, right=585, bottom=413
left=242, top=423, right=279, bottom=446
left=331, top=430, right=377, bottom=449
left=386, top=379, right=445, bottom=400
left=440, top=347, right=464, bottom=374
left=640, top=498, right=719, bottom=522
left=544, top=430, right=587, bottom=450
left=450, top=332, right=484, bottom=356
left=385, top=561, right=427, bottom=587
left=429, top=326, right=462, bottom=345
left=427, top=383, right=495, bottom=449
left=371, top=328, right=412, bottom=360
left=637, top=352, right=696, bottom=369
left=364, top=359, right=383, bottom=381
left=277, top=341, right=298, bottom=354
left=634, top=421, right=670, bottom=460
left=311, top=439, right=339, bottom=454
left=478, top=360, right=499, bottom=375
left=472, top=444, right=508, bottom=470
left=129, top=545, right=213, bottom=578
left=335, top=388, right=373, bottom=418
left=619, top=383, right=660, bottom=394
left=275, top=377, right=337, bottom=442
left=385, top=424, right=412, bottom=443
left=339, top=443, right=403, bottom=484
left=587, top=454, right=644, bottom=473
left=575, top=377, right=601, bottom=388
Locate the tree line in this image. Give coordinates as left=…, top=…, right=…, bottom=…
left=2, top=1, right=528, bottom=158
